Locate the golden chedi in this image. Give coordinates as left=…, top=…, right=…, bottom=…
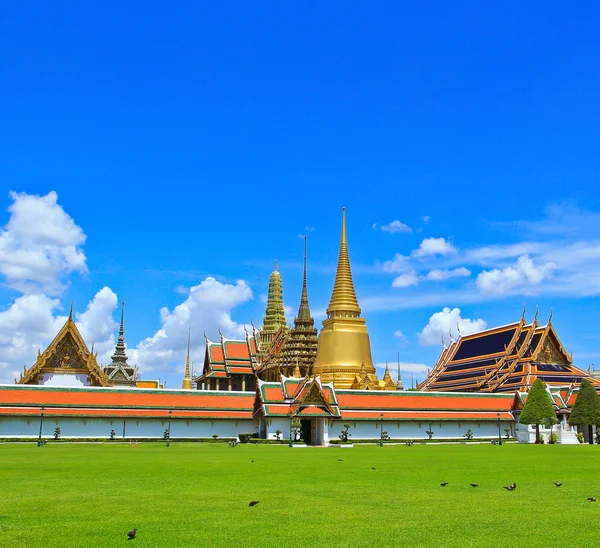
left=313, top=208, right=377, bottom=389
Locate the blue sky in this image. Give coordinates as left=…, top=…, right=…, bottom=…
left=1, top=2, right=600, bottom=387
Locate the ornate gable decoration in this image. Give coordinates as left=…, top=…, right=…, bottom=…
left=17, top=314, right=110, bottom=386
left=534, top=326, right=572, bottom=365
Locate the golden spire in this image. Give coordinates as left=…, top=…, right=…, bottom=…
left=182, top=328, right=193, bottom=390
left=326, top=207, right=361, bottom=317
left=313, top=207, right=375, bottom=389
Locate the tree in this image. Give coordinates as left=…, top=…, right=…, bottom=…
left=339, top=424, right=351, bottom=442
left=519, top=378, right=556, bottom=444
left=569, top=378, right=600, bottom=444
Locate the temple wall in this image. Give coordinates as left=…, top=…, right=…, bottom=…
left=0, top=416, right=258, bottom=439
left=328, top=420, right=513, bottom=441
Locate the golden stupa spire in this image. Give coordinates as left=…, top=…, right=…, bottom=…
left=312, top=208, right=376, bottom=389
left=326, top=207, right=361, bottom=317
left=182, top=328, right=193, bottom=390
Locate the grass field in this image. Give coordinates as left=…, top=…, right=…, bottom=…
left=1, top=442, right=599, bottom=547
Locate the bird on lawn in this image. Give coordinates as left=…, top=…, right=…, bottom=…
left=372, top=467, right=376, bottom=470
left=127, top=528, right=137, bottom=540
left=338, top=459, right=343, bottom=462
left=588, top=497, right=597, bottom=502
left=553, top=482, right=562, bottom=487
left=509, top=483, right=517, bottom=490
left=503, top=486, right=513, bottom=491
left=470, top=484, right=479, bottom=488
left=440, top=482, right=449, bottom=487
left=249, top=500, right=260, bottom=507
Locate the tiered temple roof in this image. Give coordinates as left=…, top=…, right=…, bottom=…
left=195, top=327, right=261, bottom=391
left=1, top=384, right=255, bottom=420
left=255, top=376, right=341, bottom=418
left=17, top=308, right=110, bottom=387
left=419, top=310, right=600, bottom=393
left=253, top=374, right=513, bottom=422
left=103, top=303, right=138, bottom=387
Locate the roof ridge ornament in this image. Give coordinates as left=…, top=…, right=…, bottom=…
left=549, top=307, right=553, bottom=324
left=534, top=304, right=539, bottom=323
left=521, top=303, right=527, bottom=323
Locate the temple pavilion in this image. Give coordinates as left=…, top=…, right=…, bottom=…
left=418, top=308, right=600, bottom=394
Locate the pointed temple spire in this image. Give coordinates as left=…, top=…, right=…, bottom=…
left=259, top=260, right=288, bottom=357
left=326, top=207, right=361, bottom=318
left=297, top=235, right=311, bottom=320
left=182, top=328, right=193, bottom=390
left=313, top=208, right=379, bottom=389
left=69, top=302, right=74, bottom=321
left=276, top=236, right=318, bottom=379
left=103, top=301, right=138, bottom=387
left=112, top=301, right=127, bottom=360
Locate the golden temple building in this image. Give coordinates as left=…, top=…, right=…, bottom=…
left=313, top=208, right=390, bottom=390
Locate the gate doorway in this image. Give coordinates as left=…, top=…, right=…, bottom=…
left=301, top=419, right=313, bottom=445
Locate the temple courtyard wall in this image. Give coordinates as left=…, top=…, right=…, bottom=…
left=0, top=416, right=257, bottom=440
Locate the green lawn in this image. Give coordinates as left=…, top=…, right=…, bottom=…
left=1, top=443, right=598, bottom=547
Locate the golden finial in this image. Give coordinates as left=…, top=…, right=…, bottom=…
left=182, top=328, right=193, bottom=389
left=449, top=328, right=454, bottom=343
left=69, top=302, right=74, bottom=320
left=456, top=322, right=461, bottom=336
left=534, top=305, right=539, bottom=323
left=521, top=303, right=527, bottom=322
left=441, top=334, right=446, bottom=348
left=274, top=259, right=278, bottom=271
left=325, top=207, right=361, bottom=317
left=549, top=307, right=553, bottom=324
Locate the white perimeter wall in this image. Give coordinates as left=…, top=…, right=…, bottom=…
left=0, top=416, right=258, bottom=439
left=328, top=420, right=513, bottom=440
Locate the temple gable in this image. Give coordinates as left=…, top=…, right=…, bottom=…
left=17, top=313, right=109, bottom=387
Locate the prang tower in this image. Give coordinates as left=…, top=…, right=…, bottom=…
left=312, top=208, right=376, bottom=389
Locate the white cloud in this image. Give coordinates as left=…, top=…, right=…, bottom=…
left=0, top=288, right=118, bottom=383
left=381, top=253, right=410, bottom=273
left=393, top=330, right=408, bottom=344
left=476, top=255, right=555, bottom=294
left=0, top=191, right=87, bottom=294
left=379, top=220, right=412, bottom=234
left=76, top=287, right=119, bottom=364
left=412, top=237, right=457, bottom=258
left=130, top=277, right=253, bottom=375
left=392, top=272, right=419, bottom=288
left=418, top=307, right=487, bottom=346
left=425, top=267, right=471, bottom=281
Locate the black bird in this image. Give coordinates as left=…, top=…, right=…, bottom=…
left=372, top=467, right=376, bottom=470
left=470, top=484, right=479, bottom=488
left=249, top=500, right=260, bottom=507
left=503, top=486, right=512, bottom=491
left=127, top=529, right=137, bottom=540
left=338, top=459, right=343, bottom=462
left=251, top=460, right=254, bottom=463
left=553, top=482, right=562, bottom=487
left=588, top=497, right=597, bottom=502
left=440, top=482, right=449, bottom=487
left=510, top=483, right=517, bottom=490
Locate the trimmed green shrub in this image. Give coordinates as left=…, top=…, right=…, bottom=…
left=519, top=378, right=556, bottom=443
